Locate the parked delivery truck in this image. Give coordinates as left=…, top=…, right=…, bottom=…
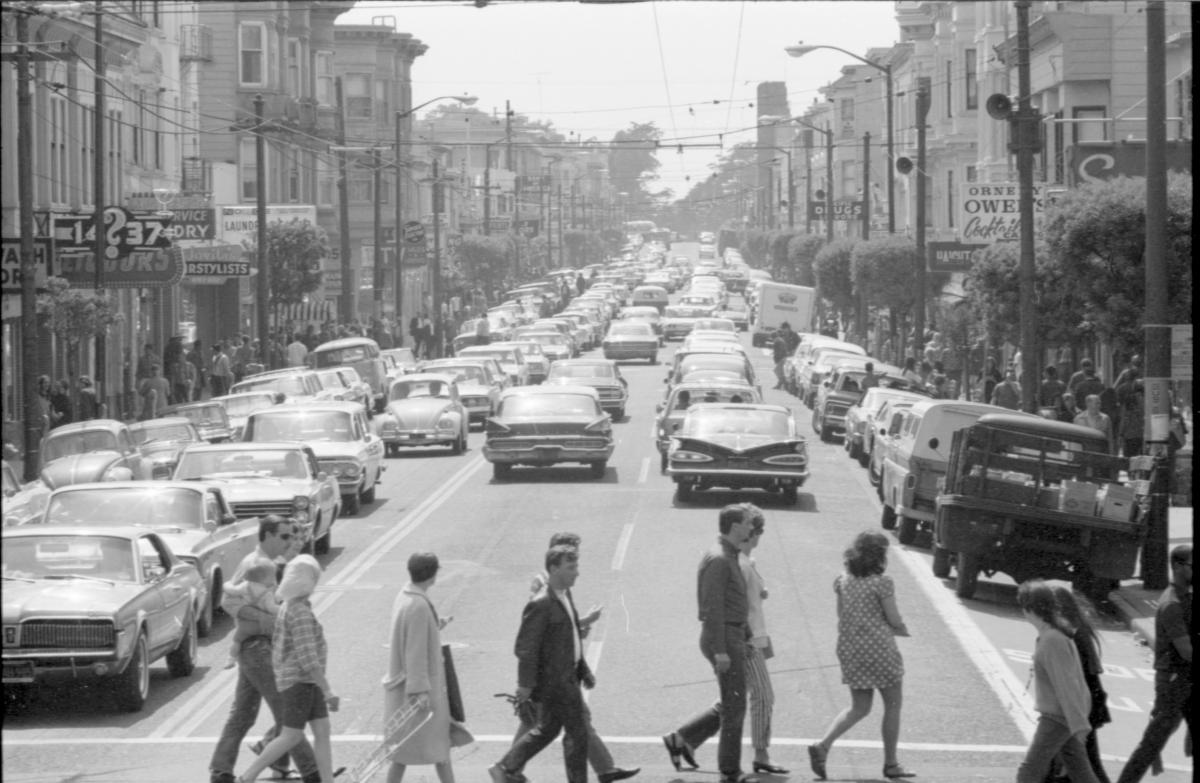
left=751, top=282, right=816, bottom=347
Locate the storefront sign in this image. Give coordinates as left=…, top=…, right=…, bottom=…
left=958, top=183, right=1049, bottom=244
left=125, top=193, right=215, bottom=240
left=808, top=201, right=865, bottom=221
left=53, top=206, right=173, bottom=259
left=182, top=244, right=249, bottom=278
left=56, top=246, right=185, bottom=289
left=402, top=220, right=426, bottom=245
left=927, top=241, right=988, bottom=273
left=217, top=204, right=317, bottom=249
left=516, top=219, right=540, bottom=238
left=1, top=238, right=53, bottom=293
left=1068, top=141, right=1192, bottom=186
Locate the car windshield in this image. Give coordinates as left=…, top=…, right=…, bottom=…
left=236, top=376, right=309, bottom=396
left=248, top=411, right=355, bottom=442
left=173, top=405, right=227, bottom=426
left=175, top=448, right=310, bottom=480
left=220, top=394, right=277, bottom=417
left=499, top=394, right=599, bottom=417
left=461, top=348, right=517, bottom=363
left=678, top=356, right=746, bottom=376
left=131, top=423, right=195, bottom=445
left=3, top=535, right=138, bottom=583
left=43, top=431, right=118, bottom=462
left=389, top=379, right=450, bottom=401
left=682, top=408, right=790, bottom=438
left=530, top=334, right=566, bottom=346
left=423, top=365, right=486, bottom=384
left=317, top=372, right=346, bottom=390
left=384, top=348, right=416, bottom=365
left=549, top=364, right=615, bottom=380
left=312, top=345, right=371, bottom=367
left=45, top=487, right=204, bottom=529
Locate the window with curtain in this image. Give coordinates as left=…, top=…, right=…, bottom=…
left=239, top=23, right=266, bottom=86
left=965, top=49, right=978, bottom=110
left=315, top=53, right=334, bottom=106
left=240, top=138, right=258, bottom=201
left=345, top=74, right=372, bottom=119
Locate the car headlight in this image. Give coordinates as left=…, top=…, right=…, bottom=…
left=292, top=495, right=310, bottom=510
left=323, top=460, right=361, bottom=478
left=436, top=415, right=456, bottom=430
left=380, top=418, right=398, bottom=432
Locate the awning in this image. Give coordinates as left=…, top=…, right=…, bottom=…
left=278, top=300, right=335, bottom=323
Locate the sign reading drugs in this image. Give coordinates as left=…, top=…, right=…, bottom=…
left=959, top=184, right=1051, bottom=244
left=808, top=201, right=865, bottom=221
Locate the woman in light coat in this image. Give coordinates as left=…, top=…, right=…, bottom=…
left=383, top=552, right=471, bottom=783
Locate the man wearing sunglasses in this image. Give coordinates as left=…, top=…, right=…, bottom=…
left=211, top=515, right=326, bottom=783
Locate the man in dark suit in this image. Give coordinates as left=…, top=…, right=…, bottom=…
left=490, top=545, right=591, bottom=783
left=663, top=503, right=758, bottom=783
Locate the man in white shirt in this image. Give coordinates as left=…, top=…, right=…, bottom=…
left=286, top=335, right=309, bottom=368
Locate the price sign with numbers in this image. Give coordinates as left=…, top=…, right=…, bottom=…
left=53, top=206, right=173, bottom=260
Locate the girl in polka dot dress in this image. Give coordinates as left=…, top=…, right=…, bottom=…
left=807, top=531, right=915, bottom=780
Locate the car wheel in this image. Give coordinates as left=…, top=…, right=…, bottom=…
left=659, top=452, right=667, bottom=474
left=880, top=503, right=897, bottom=530
left=675, top=482, right=694, bottom=503
left=781, top=486, right=799, bottom=505
left=343, top=492, right=361, bottom=516
left=361, top=480, right=376, bottom=505
left=649, top=355, right=658, bottom=365
left=450, top=432, right=465, bottom=455
left=314, top=517, right=332, bottom=555
left=819, top=422, right=834, bottom=443
left=847, top=439, right=861, bottom=461
left=167, top=612, right=197, bottom=678
left=615, top=407, right=626, bottom=420
left=931, top=545, right=953, bottom=578
left=492, top=462, right=511, bottom=480
left=196, top=575, right=217, bottom=638
left=955, top=552, right=981, bottom=599
left=589, top=460, right=606, bottom=479
left=115, top=631, right=151, bottom=712
left=897, top=516, right=919, bottom=545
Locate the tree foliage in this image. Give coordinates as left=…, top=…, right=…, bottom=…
left=964, top=239, right=1076, bottom=350
left=563, top=229, right=605, bottom=268
left=608, top=122, right=662, bottom=205
left=850, top=237, right=919, bottom=317
left=814, top=238, right=857, bottom=318
left=786, top=234, right=824, bottom=287
left=454, top=235, right=510, bottom=294
left=1040, top=172, right=1192, bottom=352
left=243, top=220, right=327, bottom=307
left=38, top=277, right=122, bottom=342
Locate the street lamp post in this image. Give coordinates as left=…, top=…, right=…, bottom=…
left=392, top=95, right=476, bottom=335
left=787, top=42, right=894, bottom=234
left=788, top=118, right=834, bottom=241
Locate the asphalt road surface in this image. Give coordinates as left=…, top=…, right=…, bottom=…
left=3, top=246, right=1190, bottom=783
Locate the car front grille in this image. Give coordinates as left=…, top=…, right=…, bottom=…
left=596, top=388, right=623, bottom=401
left=231, top=500, right=294, bottom=519
left=12, top=620, right=116, bottom=649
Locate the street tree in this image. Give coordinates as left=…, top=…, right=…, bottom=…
left=814, top=238, right=858, bottom=323
left=563, top=229, right=604, bottom=268
left=1041, top=172, right=1192, bottom=354
left=454, top=235, right=509, bottom=297
left=37, top=276, right=122, bottom=407
left=244, top=219, right=327, bottom=309
left=851, top=237, right=920, bottom=356
left=786, top=234, right=823, bottom=287
left=608, top=122, right=662, bottom=205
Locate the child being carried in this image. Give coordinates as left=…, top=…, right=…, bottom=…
left=221, top=562, right=278, bottom=669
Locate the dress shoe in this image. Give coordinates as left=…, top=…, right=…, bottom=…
left=752, top=761, right=790, bottom=775
left=210, top=773, right=237, bottom=783
left=598, top=767, right=640, bottom=782
left=488, top=763, right=526, bottom=783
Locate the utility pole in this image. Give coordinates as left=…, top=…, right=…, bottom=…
left=93, top=1, right=107, bottom=410
left=394, top=111, right=405, bottom=331
left=335, top=77, right=353, bottom=321
left=1015, top=2, right=1038, bottom=414
left=431, top=158, right=443, bottom=358
left=803, top=131, right=813, bottom=234
left=15, top=8, right=40, bottom=481
left=255, top=94, right=270, bottom=353
left=1141, top=0, right=1170, bottom=590
left=556, top=179, right=564, bottom=269
left=913, top=81, right=931, bottom=361
left=858, top=131, right=871, bottom=341
left=483, top=148, right=492, bottom=237
left=372, top=147, right=384, bottom=318
left=824, top=125, right=834, bottom=242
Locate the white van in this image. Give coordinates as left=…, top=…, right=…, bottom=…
left=878, top=399, right=1027, bottom=545
left=310, top=337, right=388, bottom=413
left=630, top=285, right=669, bottom=314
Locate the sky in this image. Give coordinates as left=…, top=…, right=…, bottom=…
left=338, top=0, right=902, bottom=200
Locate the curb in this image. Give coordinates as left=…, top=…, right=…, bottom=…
left=1108, top=586, right=1156, bottom=647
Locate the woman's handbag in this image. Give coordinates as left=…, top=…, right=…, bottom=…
left=442, top=644, right=465, bottom=722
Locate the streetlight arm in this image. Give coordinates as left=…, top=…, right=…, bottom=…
left=786, top=43, right=887, bottom=76
left=398, top=94, right=478, bottom=121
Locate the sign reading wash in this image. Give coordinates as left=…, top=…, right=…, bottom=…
left=958, top=184, right=1052, bottom=244
left=217, top=205, right=318, bottom=249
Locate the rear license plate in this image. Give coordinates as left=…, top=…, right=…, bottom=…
left=3, top=662, right=35, bottom=683
left=411, top=433, right=425, bottom=439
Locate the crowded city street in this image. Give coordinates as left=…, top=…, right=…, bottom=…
left=2, top=244, right=1191, bottom=783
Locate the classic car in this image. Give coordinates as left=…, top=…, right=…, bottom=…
left=681, top=330, right=744, bottom=353
left=811, top=361, right=908, bottom=442
left=309, top=337, right=389, bottom=412
left=544, top=359, right=629, bottom=419
left=230, top=368, right=323, bottom=403
left=31, top=481, right=258, bottom=637
left=556, top=311, right=599, bottom=350
left=667, top=403, right=809, bottom=506
left=158, top=400, right=233, bottom=443
left=617, top=305, right=663, bottom=339
left=602, top=321, right=659, bottom=363
left=690, top=317, right=738, bottom=334
left=457, top=344, right=530, bottom=388
left=507, top=340, right=552, bottom=384
left=39, top=419, right=151, bottom=486
left=376, top=374, right=470, bottom=456
left=417, top=359, right=503, bottom=426
left=242, top=402, right=384, bottom=515
left=796, top=343, right=869, bottom=407
left=666, top=348, right=759, bottom=394
left=783, top=335, right=860, bottom=396
left=661, top=304, right=716, bottom=341
left=654, top=380, right=761, bottom=472
left=714, top=306, right=750, bottom=331
left=1, top=526, right=204, bottom=711
left=128, top=417, right=205, bottom=479
left=213, top=390, right=284, bottom=441
left=172, top=442, right=339, bottom=553
left=483, top=385, right=614, bottom=480
left=517, top=331, right=574, bottom=365
left=844, top=388, right=930, bottom=467
left=382, top=347, right=420, bottom=381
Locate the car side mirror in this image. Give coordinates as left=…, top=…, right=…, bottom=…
left=105, top=467, right=134, bottom=482
left=929, top=437, right=940, bottom=450
left=222, top=513, right=238, bottom=526
left=655, top=403, right=664, bottom=413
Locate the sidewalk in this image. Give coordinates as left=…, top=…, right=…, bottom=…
left=1109, top=504, right=1193, bottom=647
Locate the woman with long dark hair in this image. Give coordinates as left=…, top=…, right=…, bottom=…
left=808, top=531, right=913, bottom=780
left=1016, top=580, right=1099, bottom=783
left=1051, top=585, right=1112, bottom=783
